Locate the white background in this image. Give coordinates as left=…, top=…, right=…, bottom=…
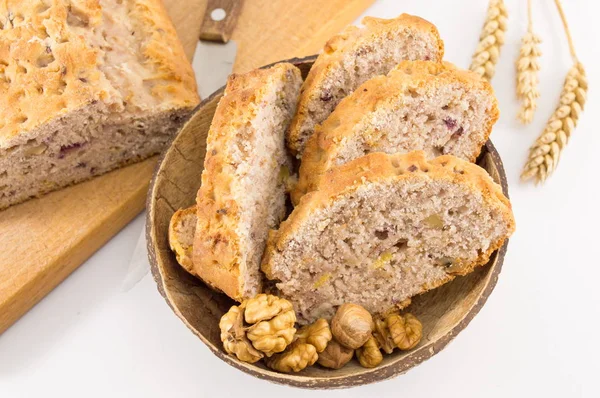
left=1, top=0, right=599, bottom=397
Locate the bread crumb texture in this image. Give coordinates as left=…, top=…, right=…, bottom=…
left=0, top=0, right=199, bottom=209
left=287, top=13, right=445, bottom=156
left=193, top=63, right=302, bottom=302
left=292, top=60, right=499, bottom=204
left=262, top=151, right=515, bottom=324
left=0, top=0, right=197, bottom=146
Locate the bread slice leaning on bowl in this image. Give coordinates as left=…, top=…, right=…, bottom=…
left=287, top=13, right=445, bottom=157
left=0, top=0, right=199, bottom=209
left=191, top=63, right=303, bottom=302
left=262, top=151, right=516, bottom=325
left=292, top=60, right=499, bottom=205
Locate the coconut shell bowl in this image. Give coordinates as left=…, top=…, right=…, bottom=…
left=146, top=56, right=510, bottom=389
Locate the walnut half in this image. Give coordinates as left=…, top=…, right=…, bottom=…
left=387, top=313, right=423, bottom=351
left=356, top=336, right=383, bottom=368
left=265, top=341, right=318, bottom=373
left=219, top=304, right=264, bottom=363
left=219, top=294, right=296, bottom=362
left=295, top=318, right=332, bottom=353
left=373, top=316, right=395, bottom=354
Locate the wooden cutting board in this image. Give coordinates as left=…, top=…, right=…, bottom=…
left=0, top=0, right=374, bottom=334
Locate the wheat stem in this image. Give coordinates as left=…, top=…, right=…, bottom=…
left=554, top=0, right=578, bottom=62
left=516, top=0, right=541, bottom=124
left=469, top=0, right=508, bottom=81
left=521, top=1, right=587, bottom=184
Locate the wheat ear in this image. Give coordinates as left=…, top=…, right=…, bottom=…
left=516, top=0, right=542, bottom=124
left=521, top=0, right=588, bottom=184
left=470, top=0, right=508, bottom=80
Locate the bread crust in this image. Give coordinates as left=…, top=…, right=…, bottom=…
left=193, top=63, right=302, bottom=302
left=168, top=205, right=197, bottom=274
left=262, top=151, right=515, bottom=315
left=292, top=61, right=499, bottom=204
left=287, top=14, right=445, bottom=156
left=0, top=0, right=198, bottom=148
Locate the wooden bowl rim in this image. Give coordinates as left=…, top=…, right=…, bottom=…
left=146, top=55, right=510, bottom=389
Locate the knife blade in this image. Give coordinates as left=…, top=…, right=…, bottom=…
left=192, top=0, right=244, bottom=99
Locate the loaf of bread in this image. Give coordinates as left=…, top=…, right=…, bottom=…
left=0, top=0, right=199, bottom=209
left=193, top=63, right=302, bottom=302
left=287, top=14, right=444, bottom=157
left=292, top=61, right=499, bottom=204
left=262, top=151, right=515, bottom=324
left=168, top=206, right=196, bottom=273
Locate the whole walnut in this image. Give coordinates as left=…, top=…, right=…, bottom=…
left=331, top=303, right=374, bottom=349
left=265, top=341, right=318, bottom=373
left=219, top=294, right=296, bottom=362
left=387, top=313, right=423, bottom=350
left=219, top=304, right=264, bottom=363
left=317, top=338, right=354, bottom=369
left=295, top=318, right=332, bottom=352
left=356, top=336, right=383, bottom=368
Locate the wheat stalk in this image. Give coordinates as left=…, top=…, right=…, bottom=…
left=521, top=0, right=588, bottom=184
left=516, top=0, right=542, bottom=124
left=470, top=0, right=508, bottom=80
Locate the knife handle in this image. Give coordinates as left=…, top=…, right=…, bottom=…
left=199, top=0, right=244, bottom=43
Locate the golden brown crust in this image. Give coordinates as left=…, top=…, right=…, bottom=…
left=193, top=63, right=301, bottom=302
left=262, top=151, right=515, bottom=282
left=129, top=0, right=198, bottom=105
left=292, top=61, right=499, bottom=205
left=168, top=205, right=197, bottom=274
left=287, top=14, right=445, bottom=156
left=0, top=0, right=198, bottom=147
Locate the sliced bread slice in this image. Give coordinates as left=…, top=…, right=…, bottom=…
left=168, top=206, right=197, bottom=274
left=287, top=14, right=444, bottom=156
left=193, top=63, right=303, bottom=302
left=292, top=61, right=499, bottom=204
left=262, top=151, right=515, bottom=324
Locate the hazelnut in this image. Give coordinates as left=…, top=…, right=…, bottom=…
left=387, top=313, right=423, bottom=351
left=356, top=336, right=383, bottom=368
left=317, top=338, right=354, bottom=369
left=331, top=303, right=374, bottom=349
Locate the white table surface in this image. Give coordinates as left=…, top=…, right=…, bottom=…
left=2, top=0, right=599, bottom=397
